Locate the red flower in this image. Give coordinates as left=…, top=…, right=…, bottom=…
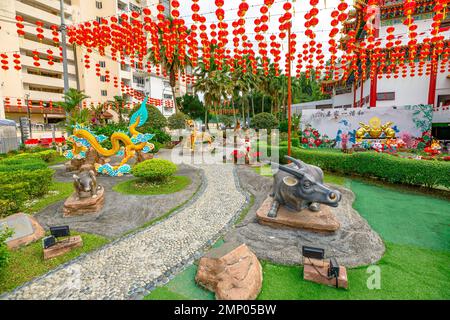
left=302, top=138, right=308, bottom=144
left=313, top=131, right=319, bottom=137
left=314, top=139, right=322, bottom=146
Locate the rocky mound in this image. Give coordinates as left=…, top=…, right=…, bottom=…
left=225, top=166, right=385, bottom=268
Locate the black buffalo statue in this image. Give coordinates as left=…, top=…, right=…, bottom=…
left=268, top=156, right=342, bottom=217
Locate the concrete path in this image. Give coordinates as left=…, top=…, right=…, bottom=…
left=2, top=162, right=247, bottom=300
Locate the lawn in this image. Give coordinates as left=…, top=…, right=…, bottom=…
left=113, top=176, right=191, bottom=195
left=24, top=181, right=73, bottom=214
left=144, top=173, right=450, bottom=300
left=0, top=232, right=109, bottom=294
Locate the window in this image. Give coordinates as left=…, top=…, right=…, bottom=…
left=377, top=92, right=395, bottom=101
left=100, top=75, right=106, bottom=82
left=163, top=94, right=172, bottom=99
left=96, top=16, right=102, bottom=24
left=96, top=1, right=102, bottom=9
left=99, top=61, right=106, bottom=68
left=101, top=90, right=107, bottom=96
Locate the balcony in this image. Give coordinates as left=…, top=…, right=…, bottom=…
left=120, top=69, right=132, bottom=80
left=22, top=73, right=76, bottom=89
left=16, top=1, right=61, bottom=26
left=21, top=55, right=76, bottom=75
left=24, top=90, right=64, bottom=102
left=20, top=38, right=75, bottom=60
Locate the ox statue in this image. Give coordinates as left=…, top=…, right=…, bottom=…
left=268, top=156, right=342, bottom=218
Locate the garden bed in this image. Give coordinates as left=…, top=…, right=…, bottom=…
left=34, top=163, right=203, bottom=239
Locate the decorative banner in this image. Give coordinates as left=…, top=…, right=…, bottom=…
left=300, top=105, right=433, bottom=147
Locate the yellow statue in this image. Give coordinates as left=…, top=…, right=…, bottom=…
left=356, top=117, right=396, bottom=142
left=65, top=97, right=155, bottom=176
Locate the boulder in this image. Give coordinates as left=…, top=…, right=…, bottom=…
left=195, top=242, right=262, bottom=300
left=0, top=213, right=45, bottom=250
left=43, top=235, right=83, bottom=260
left=63, top=185, right=105, bottom=217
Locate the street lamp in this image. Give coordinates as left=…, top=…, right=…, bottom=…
left=25, top=93, right=32, bottom=139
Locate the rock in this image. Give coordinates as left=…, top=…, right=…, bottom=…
left=303, top=258, right=348, bottom=289
left=256, top=196, right=340, bottom=233
left=195, top=242, right=262, bottom=300
left=43, top=236, right=83, bottom=260
left=80, top=164, right=97, bottom=174
left=63, top=185, right=105, bottom=217
left=0, top=213, right=45, bottom=250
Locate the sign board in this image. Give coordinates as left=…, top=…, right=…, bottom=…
left=300, top=105, right=433, bottom=147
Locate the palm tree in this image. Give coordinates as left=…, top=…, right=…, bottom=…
left=56, top=88, right=89, bottom=114
left=147, top=16, right=191, bottom=112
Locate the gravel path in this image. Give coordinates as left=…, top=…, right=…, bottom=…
left=2, top=163, right=247, bottom=300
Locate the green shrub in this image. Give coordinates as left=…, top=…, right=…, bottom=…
left=251, top=112, right=279, bottom=130
left=273, top=147, right=450, bottom=189
left=11, top=150, right=58, bottom=163
left=0, top=158, right=47, bottom=172
left=151, top=141, right=162, bottom=154
left=0, top=227, right=13, bottom=272
left=0, top=169, right=54, bottom=198
left=0, top=182, right=29, bottom=216
left=131, top=104, right=167, bottom=131
left=132, top=159, right=177, bottom=182
left=168, top=112, right=188, bottom=130
left=149, top=129, right=172, bottom=144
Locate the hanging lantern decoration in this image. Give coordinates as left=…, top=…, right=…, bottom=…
left=36, top=21, right=45, bottom=42
left=16, top=15, right=25, bottom=37
left=32, top=50, right=40, bottom=67
left=13, top=53, right=21, bottom=71
left=1, top=54, right=8, bottom=71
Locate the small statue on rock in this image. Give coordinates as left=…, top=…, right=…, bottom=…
left=268, top=156, right=342, bottom=217
left=73, top=170, right=99, bottom=200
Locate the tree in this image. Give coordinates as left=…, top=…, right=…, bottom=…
left=147, top=17, right=191, bottom=111
left=108, top=95, right=128, bottom=125
left=168, top=112, right=188, bottom=130
left=56, top=88, right=89, bottom=114
left=251, top=112, right=279, bottom=131
left=131, top=103, right=167, bottom=131
left=178, top=94, right=205, bottom=120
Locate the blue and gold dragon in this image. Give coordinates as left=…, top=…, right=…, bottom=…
left=64, top=97, right=155, bottom=176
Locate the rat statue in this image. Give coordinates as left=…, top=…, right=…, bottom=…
left=73, top=170, right=99, bottom=200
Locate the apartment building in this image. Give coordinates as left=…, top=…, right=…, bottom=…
left=0, top=0, right=185, bottom=125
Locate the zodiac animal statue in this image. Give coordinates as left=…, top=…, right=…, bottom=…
left=64, top=97, right=155, bottom=176
left=268, top=156, right=342, bottom=218
left=73, top=170, right=99, bottom=200
left=356, top=117, right=396, bottom=141
left=184, top=119, right=213, bottom=151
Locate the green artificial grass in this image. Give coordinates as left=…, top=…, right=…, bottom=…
left=23, top=181, right=73, bottom=214
left=350, top=179, right=450, bottom=252
left=113, top=176, right=191, bottom=196
left=143, top=174, right=450, bottom=300
left=0, top=232, right=109, bottom=294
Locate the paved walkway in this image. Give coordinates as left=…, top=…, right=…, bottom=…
left=3, top=163, right=247, bottom=300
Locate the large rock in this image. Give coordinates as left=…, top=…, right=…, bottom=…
left=0, top=213, right=45, bottom=250
left=196, top=242, right=263, bottom=300
left=256, top=196, right=340, bottom=232
left=63, top=186, right=105, bottom=217
left=43, top=235, right=83, bottom=260
left=225, top=166, right=385, bottom=268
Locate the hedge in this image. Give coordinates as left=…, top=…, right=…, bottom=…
left=11, top=150, right=59, bottom=163
left=0, top=168, right=54, bottom=217
left=0, top=158, right=47, bottom=172
left=272, top=147, right=450, bottom=189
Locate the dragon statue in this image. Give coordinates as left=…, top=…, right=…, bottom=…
left=64, top=97, right=155, bottom=176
